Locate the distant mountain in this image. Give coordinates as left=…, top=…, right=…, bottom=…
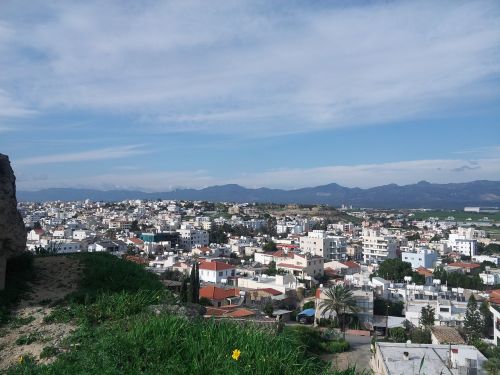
left=17, top=180, right=500, bottom=209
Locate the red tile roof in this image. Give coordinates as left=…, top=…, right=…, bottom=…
left=341, top=261, right=361, bottom=269
left=199, top=286, right=239, bottom=300
left=226, top=309, right=255, bottom=318
left=276, top=262, right=304, bottom=270
left=447, top=262, right=481, bottom=269
left=416, top=267, right=433, bottom=277
left=257, top=288, right=283, bottom=296
left=199, top=261, right=235, bottom=271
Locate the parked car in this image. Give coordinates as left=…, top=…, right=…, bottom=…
left=296, top=308, right=315, bottom=324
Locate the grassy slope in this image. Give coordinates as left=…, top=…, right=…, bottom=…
left=7, top=253, right=356, bottom=375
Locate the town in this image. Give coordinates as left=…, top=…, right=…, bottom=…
left=14, top=198, right=500, bottom=373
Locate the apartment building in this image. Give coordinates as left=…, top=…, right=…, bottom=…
left=300, top=230, right=347, bottom=261
left=401, top=248, right=438, bottom=270
left=177, top=225, right=209, bottom=250
left=362, top=229, right=397, bottom=264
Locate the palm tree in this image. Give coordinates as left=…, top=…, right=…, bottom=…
left=318, top=284, right=359, bottom=339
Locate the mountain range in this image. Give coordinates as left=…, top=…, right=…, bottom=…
left=16, top=180, right=500, bottom=209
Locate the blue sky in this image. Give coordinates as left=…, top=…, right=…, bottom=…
left=0, top=0, right=499, bottom=191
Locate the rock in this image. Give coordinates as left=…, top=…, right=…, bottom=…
left=0, top=154, right=27, bottom=290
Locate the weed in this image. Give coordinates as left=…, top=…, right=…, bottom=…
left=40, top=346, right=60, bottom=359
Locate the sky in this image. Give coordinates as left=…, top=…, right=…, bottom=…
left=0, top=0, right=499, bottom=192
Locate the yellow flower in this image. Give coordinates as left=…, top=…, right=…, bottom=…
left=231, top=349, right=241, bottom=361
left=18, top=356, right=24, bottom=364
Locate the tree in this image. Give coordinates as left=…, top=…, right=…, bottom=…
left=389, top=327, right=407, bottom=343
left=263, top=241, right=277, bottom=253
left=480, top=300, right=493, bottom=338
left=265, top=261, right=277, bottom=276
left=188, top=262, right=200, bottom=303
left=180, top=278, right=188, bottom=303
left=376, top=258, right=413, bottom=282
left=464, top=294, right=483, bottom=344
left=419, top=304, right=435, bottom=328
left=33, top=221, right=42, bottom=230
left=130, top=220, right=140, bottom=232
left=263, top=301, right=274, bottom=317
left=318, top=285, right=359, bottom=339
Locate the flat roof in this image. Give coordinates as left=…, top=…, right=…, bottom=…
left=376, top=342, right=485, bottom=375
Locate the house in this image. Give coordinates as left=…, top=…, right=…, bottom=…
left=199, top=286, right=240, bottom=307
left=401, top=248, right=438, bottom=270
left=371, top=342, right=486, bottom=375
left=237, top=274, right=301, bottom=294
left=199, top=261, right=236, bottom=283
left=315, top=286, right=374, bottom=329
left=323, top=260, right=361, bottom=276
left=430, top=326, right=466, bottom=345
left=446, top=262, right=481, bottom=274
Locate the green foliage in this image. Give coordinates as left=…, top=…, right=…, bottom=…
left=68, top=253, right=164, bottom=304
left=320, top=340, right=350, bottom=353
left=373, top=299, right=404, bottom=317
left=433, top=266, right=484, bottom=290
left=0, top=253, right=35, bottom=325
left=265, top=260, right=277, bottom=276
left=40, top=346, right=60, bottom=359
left=410, top=328, right=432, bottom=344
left=7, top=253, right=357, bottom=375
left=419, top=304, right=435, bottom=328
left=376, top=258, right=413, bottom=282
left=464, top=294, right=483, bottom=344
left=406, top=233, right=421, bottom=241
left=9, top=315, right=331, bottom=375
left=480, top=301, right=493, bottom=338
left=303, top=301, right=315, bottom=310
left=389, top=327, right=407, bottom=343
left=479, top=243, right=500, bottom=255
left=208, top=226, right=229, bottom=244
left=16, top=332, right=43, bottom=345
left=263, top=301, right=274, bottom=317
left=263, top=241, right=278, bottom=253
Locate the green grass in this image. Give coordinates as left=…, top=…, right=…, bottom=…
left=0, top=253, right=35, bottom=325
left=7, top=253, right=358, bottom=374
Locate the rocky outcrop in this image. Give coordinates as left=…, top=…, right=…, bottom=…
left=0, top=154, right=26, bottom=290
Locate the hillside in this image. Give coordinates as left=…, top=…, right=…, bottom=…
left=2, top=253, right=356, bottom=375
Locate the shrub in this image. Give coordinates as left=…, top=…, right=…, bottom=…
left=40, top=346, right=59, bottom=359
left=320, top=340, right=350, bottom=353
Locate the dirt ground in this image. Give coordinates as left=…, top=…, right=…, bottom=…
left=0, top=256, right=82, bottom=370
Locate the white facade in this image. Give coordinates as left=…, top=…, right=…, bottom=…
left=300, top=231, right=347, bottom=261
left=401, top=248, right=438, bottom=270
left=448, top=233, right=478, bottom=256
left=177, top=225, right=209, bottom=250
left=362, top=229, right=397, bottom=264
left=199, top=261, right=236, bottom=284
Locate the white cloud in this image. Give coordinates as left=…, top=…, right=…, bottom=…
left=1, top=1, right=499, bottom=134
left=15, top=145, right=149, bottom=165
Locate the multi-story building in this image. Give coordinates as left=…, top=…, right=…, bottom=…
left=401, top=248, right=438, bottom=270
left=362, top=229, right=397, bottom=264
left=177, top=225, right=209, bottom=250
left=300, top=230, right=347, bottom=261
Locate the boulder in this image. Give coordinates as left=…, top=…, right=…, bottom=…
left=0, top=154, right=26, bottom=290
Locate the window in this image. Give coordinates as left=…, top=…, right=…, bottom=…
left=219, top=272, right=223, bottom=276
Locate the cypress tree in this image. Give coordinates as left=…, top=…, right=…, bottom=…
left=194, top=262, right=200, bottom=304
left=464, top=294, right=483, bottom=344
left=188, top=263, right=196, bottom=303
left=180, top=277, right=188, bottom=303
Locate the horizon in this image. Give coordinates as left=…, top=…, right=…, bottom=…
left=15, top=178, right=500, bottom=193
left=1, top=1, right=500, bottom=191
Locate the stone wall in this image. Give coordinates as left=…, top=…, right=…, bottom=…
left=0, top=154, right=26, bottom=290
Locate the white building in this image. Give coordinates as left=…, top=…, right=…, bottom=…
left=177, top=225, right=209, bottom=250
left=401, top=248, right=438, bottom=270
left=371, top=342, right=486, bottom=375
left=448, top=233, right=478, bottom=256
left=199, top=261, right=236, bottom=284
left=300, top=231, right=347, bottom=261
left=362, top=229, right=397, bottom=264
left=490, top=304, right=500, bottom=346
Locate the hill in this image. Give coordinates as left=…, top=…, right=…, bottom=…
left=18, top=180, right=500, bottom=209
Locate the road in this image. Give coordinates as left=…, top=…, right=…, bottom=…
left=321, top=333, right=372, bottom=373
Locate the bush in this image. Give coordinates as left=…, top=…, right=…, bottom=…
left=40, top=346, right=60, bottom=359
left=389, top=327, right=407, bottom=343
left=320, top=340, right=350, bottom=353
